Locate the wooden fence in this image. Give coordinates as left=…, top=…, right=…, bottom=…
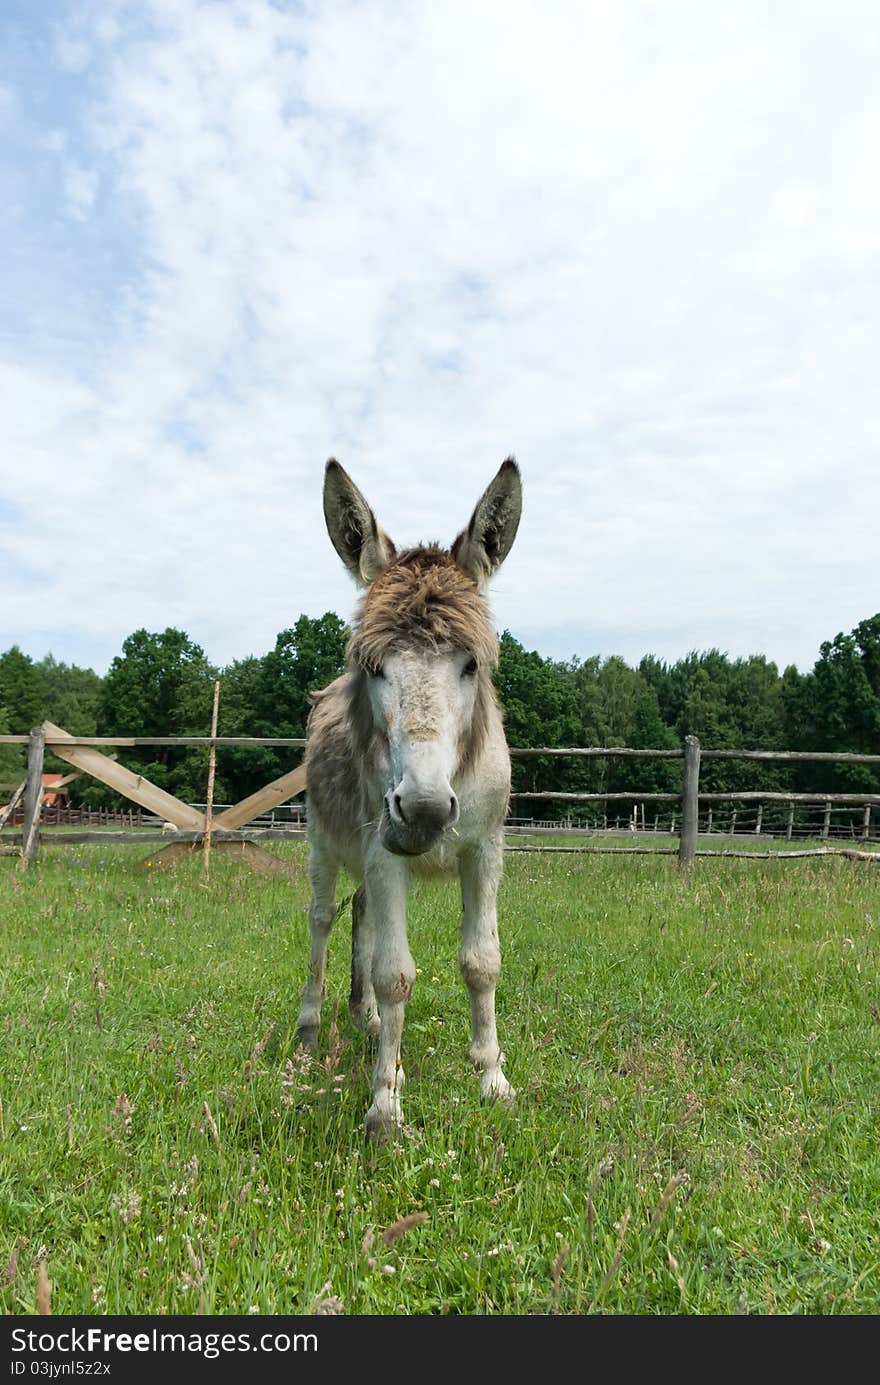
left=0, top=723, right=308, bottom=874
left=2, top=727, right=879, bottom=869
left=507, top=738, right=879, bottom=862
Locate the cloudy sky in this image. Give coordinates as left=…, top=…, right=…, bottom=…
left=2, top=0, right=879, bottom=678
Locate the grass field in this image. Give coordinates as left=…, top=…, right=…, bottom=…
left=2, top=839, right=879, bottom=1315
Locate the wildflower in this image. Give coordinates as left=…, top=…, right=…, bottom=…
left=382, top=1212, right=429, bottom=1247
left=110, top=1190, right=142, bottom=1224
left=313, top=1281, right=344, bottom=1315
left=111, top=1093, right=134, bottom=1137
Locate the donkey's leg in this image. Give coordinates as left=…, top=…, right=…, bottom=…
left=364, top=852, right=412, bottom=1139
left=349, top=885, right=380, bottom=1038
left=459, top=835, right=515, bottom=1103
left=296, top=834, right=339, bottom=1048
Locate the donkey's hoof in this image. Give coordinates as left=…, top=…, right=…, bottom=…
left=365, top=1102, right=403, bottom=1143
left=296, top=1023, right=319, bottom=1050
left=480, top=1072, right=516, bottom=1105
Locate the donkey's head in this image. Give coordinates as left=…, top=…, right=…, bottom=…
left=323, top=458, right=522, bottom=856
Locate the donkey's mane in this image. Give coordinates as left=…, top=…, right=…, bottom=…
left=348, top=546, right=499, bottom=673
left=309, top=545, right=501, bottom=778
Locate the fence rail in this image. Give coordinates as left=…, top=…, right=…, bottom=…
left=4, top=732, right=877, bottom=766
left=0, top=735, right=309, bottom=748
left=508, top=745, right=880, bottom=764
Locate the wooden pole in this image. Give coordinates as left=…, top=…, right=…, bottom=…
left=18, top=727, right=45, bottom=871
left=203, top=681, right=221, bottom=877
left=755, top=803, right=763, bottom=836
left=864, top=805, right=871, bottom=841
left=679, top=735, right=701, bottom=867
left=822, top=801, right=831, bottom=840
left=787, top=801, right=795, bottom=840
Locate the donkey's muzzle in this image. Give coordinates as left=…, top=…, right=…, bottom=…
left=381, top=785, right=459, bottom=856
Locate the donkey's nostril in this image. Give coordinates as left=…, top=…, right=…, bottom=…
left=448, top=795, right=460, bottom=826
left=393, top=793, right=406, bottom=824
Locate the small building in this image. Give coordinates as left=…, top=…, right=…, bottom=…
left=41, top=774, right=69, bottom=809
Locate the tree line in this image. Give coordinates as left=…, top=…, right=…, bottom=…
left=1, top=612, right=878, bottom=819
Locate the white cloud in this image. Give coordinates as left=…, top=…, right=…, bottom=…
left=2, top=0, right=880, bottom=675
left=40, top=129, right=68, bottom=154
left=63, top=160, right=99, bottom=218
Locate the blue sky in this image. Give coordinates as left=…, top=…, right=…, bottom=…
left=2, top=0, right=879, bottom=678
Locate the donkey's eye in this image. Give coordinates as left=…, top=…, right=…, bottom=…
left=462, top=657, right=478, bottom=678
left=370, top=665, right=385, bottom=680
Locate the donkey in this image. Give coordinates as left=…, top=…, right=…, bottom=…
left=296, top=457, right=522, bottom=1138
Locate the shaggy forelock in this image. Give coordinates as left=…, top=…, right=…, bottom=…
left=347, top=547, right=499, bottom=672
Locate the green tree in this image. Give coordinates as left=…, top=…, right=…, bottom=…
left=495, top=633, right=583, bottom=816
left=38, top=654, right=103, bottom=736
left=216, top=655, right=278, bottom=804
left=795, top=616, right=880, bottom=795
left=620, top=680, right=680, bottom=796
left=95, top=629, right=219, bottom=805
left=0, top=705, right=25, bottom=787
left=0, top=647, right=46, bottom=733
left=255, top=615, right=348, bottom=736
left=251, top=614, right=349, bottom=783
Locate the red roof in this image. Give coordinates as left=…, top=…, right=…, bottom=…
left=41, top=774, right=68, bottom=807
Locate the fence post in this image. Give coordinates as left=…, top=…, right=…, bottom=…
left=19, top=726, right=45, bottom=871
left=755, top=803, right=763, bottom=835
left=786, top=802, right=794, bottom=841
left=822, top=801, right=831, bottom=840
left=679, top=735, right=701, bottom=867
left=864, top=805, right=871, bottom=841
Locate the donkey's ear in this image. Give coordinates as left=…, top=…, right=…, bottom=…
left=452, top=457, right=522, bottom=590
left=323, top=460, right=396, bottom=586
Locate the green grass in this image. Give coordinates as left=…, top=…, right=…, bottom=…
left=1, top=841, right=879, bottom=1315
